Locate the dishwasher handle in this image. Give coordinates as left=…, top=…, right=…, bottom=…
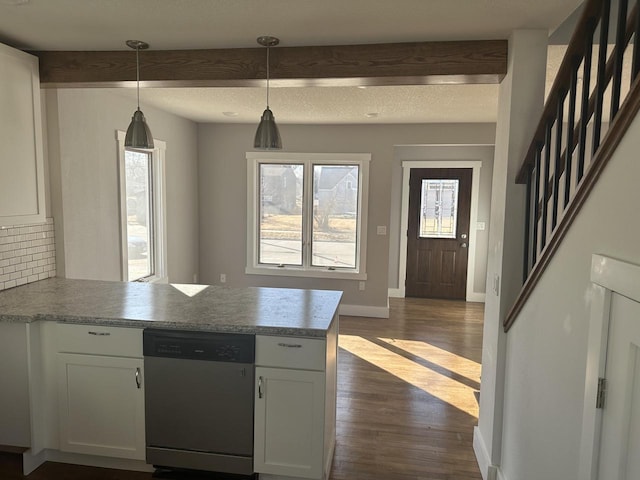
left=258, top=376, right=263, bottom=398
left=136, top=367, right=142, bottom=389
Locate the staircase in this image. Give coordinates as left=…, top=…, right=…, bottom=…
left=505, top=0, right=640, bottom=331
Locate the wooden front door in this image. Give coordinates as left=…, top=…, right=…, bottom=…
left=405, top=168, right=472, bottom=299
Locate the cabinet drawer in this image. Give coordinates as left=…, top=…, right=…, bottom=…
left=256, top=336, right=325, bottom=371
left=57, top=323, right=143, bottom=357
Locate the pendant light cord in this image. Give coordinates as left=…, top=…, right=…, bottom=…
left=266, top=45, right=270, bottom=108
left=136, top=45, right=140, bottom=110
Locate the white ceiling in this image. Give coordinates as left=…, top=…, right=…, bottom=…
left=0, top=0, right=582, bottom=124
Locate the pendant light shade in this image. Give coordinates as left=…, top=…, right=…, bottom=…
left=254, top=107, right=282, bottom=149
left=254, top=36, right=282, bottom=150
left=125, top=40, right=154, bottom=150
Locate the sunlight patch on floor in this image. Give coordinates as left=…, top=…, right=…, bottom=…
left=377, top=337, right=480, bottom=383
left=339, top=334, right=479, bottom=417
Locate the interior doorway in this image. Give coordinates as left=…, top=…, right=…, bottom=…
left=405, top=168, right=472, bottom=299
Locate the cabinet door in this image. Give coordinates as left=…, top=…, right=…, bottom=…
left=57, top=353, right=145, bottom=460
left=254, top=367, right=325, bottom=479
left=0, top=42, right=45, bottom=226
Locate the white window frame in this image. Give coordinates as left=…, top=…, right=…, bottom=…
left=117, top=131, right=168, bottom=283
left=246, top=152, right=370, bottom=280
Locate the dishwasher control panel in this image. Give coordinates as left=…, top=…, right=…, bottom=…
left=143, top=329, right=255, bottom=363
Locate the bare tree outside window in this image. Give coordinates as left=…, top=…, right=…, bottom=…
left=312, top=165, right=359, bottom=268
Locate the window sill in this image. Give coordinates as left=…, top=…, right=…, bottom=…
left=132, top=276, right=168, bottom=284
left=245, top=266, right=367, bottom=281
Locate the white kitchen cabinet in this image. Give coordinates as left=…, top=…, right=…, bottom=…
left=255, top=367, right=326, bottom=478
left=0, top=42, right=46, bottom=226
left=254, top=315, right=338, bottom=480
left=56, top=324, right=145, bottom=460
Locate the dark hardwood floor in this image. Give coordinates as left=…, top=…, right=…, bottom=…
left=0, top=297, right=483, bottom=480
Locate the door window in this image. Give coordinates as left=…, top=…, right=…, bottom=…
left=419, top=179, right=459, bottom=238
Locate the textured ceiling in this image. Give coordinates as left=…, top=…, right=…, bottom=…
left=0, top=0, right=582, bottom=124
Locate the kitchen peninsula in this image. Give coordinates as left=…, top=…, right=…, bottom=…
left=0, top=278, right=341, bottom=480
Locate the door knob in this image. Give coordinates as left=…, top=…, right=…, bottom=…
left=461, top=233, right=468, bottom=239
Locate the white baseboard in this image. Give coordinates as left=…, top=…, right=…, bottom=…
left=388, top=288, right=486, bottom=303
left=467, top=292, right=486, bottom=303
left=37, top=449, right=153, bottom=473
left=473, top=426, right=498, bottom=480
left=339, top=303, right=389, bottom=318
left=388, top=288, right=404, bottom=298
left=23, top=448, right=47, bottom=475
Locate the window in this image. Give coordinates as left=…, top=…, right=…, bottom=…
left=247, top=152, right=370, bottom=280
left=419, top=179, right=459, bottom=238
left=117, top=131, right=167, bottom=282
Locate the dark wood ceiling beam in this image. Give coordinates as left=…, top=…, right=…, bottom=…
left=33, top=40, right=507, bottom=88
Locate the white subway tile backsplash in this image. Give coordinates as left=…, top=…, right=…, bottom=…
left=0, top=218, right=56, bottom=291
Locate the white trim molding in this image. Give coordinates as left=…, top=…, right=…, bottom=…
left=339, top=303, right=389, bottom=318
left=579, top=254, right=640, bottom=480
left=473, top=426, right=499, bottom=480
left=388, top=288, right=404, bottom=298
left=398, top=160, right=484, bottom=302
left=23, top=449, right=153, bottom=476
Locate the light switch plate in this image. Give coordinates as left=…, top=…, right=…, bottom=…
left=477, top=222, right=486, bottom=231
left=377, top=226, right=387, bottom=235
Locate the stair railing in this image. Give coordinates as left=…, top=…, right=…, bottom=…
left=505, top=0, right=640, bottom=331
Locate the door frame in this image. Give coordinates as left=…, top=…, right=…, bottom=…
left=396, top=160, right=483, bottom=302
left=579, top=254, right=640, bottom=480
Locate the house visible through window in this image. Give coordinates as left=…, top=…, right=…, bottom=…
left=117, top=131, right=167, bottom=283
left=247, top=152, right=370, bottom=280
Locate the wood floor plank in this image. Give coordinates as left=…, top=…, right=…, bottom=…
left=331, top=297, right=483, bottom=480
left=0, top=297, right=483, bottom=479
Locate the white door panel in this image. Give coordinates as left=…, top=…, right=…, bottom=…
left=598, top=293, right=640, bottom=479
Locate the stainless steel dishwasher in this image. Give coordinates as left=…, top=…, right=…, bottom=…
left=143, top=329, right=255, bottom=476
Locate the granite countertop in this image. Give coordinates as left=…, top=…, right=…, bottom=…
left=0, top=278, right=342, bottom=337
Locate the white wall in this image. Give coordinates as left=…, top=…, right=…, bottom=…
left=498, top=99, right=640, bottom=479
left=45, top=89, right=199, bottom=283
left=197, top=122, right=495, bottom=311
left=476, top=31, right=548, bottom=477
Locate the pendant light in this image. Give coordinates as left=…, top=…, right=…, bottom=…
left=254, top=36, right=282, bottom=150
left=125, top=40, right=154, bottom=150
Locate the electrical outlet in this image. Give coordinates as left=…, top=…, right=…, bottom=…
left=477, top=222, right=486, bottom=231
left=359, top=281, right=365, bottom=291
left=220, top=273, right=227, bottom=283
left=376, top=226, right=387, bottom=235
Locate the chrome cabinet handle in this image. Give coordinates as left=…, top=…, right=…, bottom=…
left=88, top=331, right=111, bottom=336
left=258, top=376, right=263, bottom=398
left=278, top=342, right=302, bottom=348
left=135, top=368, right=141, bottom=389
